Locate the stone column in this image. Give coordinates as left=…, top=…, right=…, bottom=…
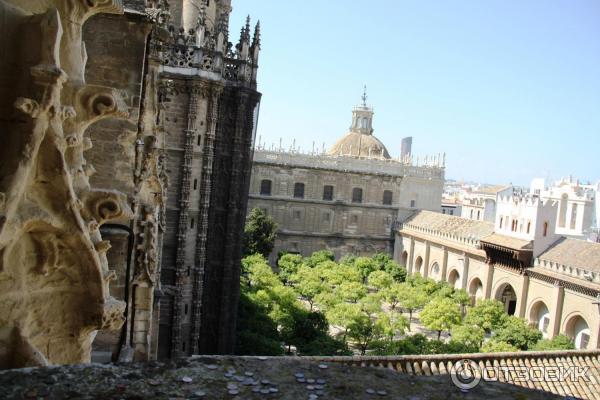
left=461, top=254, right=470, bottom=290
left=549, top=281, right=565, bottom=338
left=407, top=238, right=415, bottom=275
left=171, top=83, right=199, bottom=357
left=392, top=233, right=401, bottom=261
left=483, top=260, right=495, bottom=299
left=440, top=247, right=448, bottom=283
left=422, top=242, right=431, bottom=279
left=191, top=84, right=222, bottom=355
left=516, top=273, right=530, bottom=318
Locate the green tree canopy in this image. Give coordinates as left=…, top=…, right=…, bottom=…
left=493, top=315, right=542, bottom=350
left=277, top=253, right=303, bottom=283
left=235, top=291, right=283, bottom=356
left=326, top=302, right=362, bottom=344
left=375, top=312, right=409, bottom=342
left=396, top=283, right=428, bottom=330
left=347, top=313, right=379, bottom=355
left=304, top=250, right=335, bottom=268
left=289, top=265, right=330, bottom=310
left=480, top=340, right=519, bottom=353
left=353, top=257, right=380, bottom=281
left=372, top=253, right=407, bottom=282
left=451, top=324, right=485, bottom=349
left=243, top=208, right=278, bottom=257
left=368, top=270, right=394, bottom=291
left=464, top=299, right=507, bottom=333
left=531, top=334, right=575, bottom=351
left=420, top=297, right=462, bottom=339
left=334, top=281, right=367, bottom=303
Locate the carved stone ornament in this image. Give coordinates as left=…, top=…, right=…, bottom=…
left=0, top=0, right=129, bottom=368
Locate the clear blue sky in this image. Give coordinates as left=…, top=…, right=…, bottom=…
left=231, top=1, right=600, bottom=186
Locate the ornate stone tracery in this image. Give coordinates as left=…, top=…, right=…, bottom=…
left=0, top=0, right=129, bottom=368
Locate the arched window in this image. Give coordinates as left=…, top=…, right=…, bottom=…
left=190, top=218, right=195, bottom=229
left=294, top=182, right=305, bottom=199
left=352, top=187, right=363, bottom=203
left=543, top=221, right=548, bottom=237
left=499, top=217, right=503, bottom=229
left=526, top=221, right=531, bottom=234
left=470, top=209, right=474, bottom=219
left=382, top=190, right=393, bottom=205
left=260, top=179, right=272, bottom=195
left=570, top=203, right=578, bottom=229
left=477, top=210, right=481, bottom=220
left=193, top=179, right=198, bottom=190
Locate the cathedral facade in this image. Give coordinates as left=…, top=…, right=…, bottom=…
left=248, top=95, right=444, bottom=264
left=86, top=0, right=261, bottom=361
left=0, top=0, right=261, bottom=368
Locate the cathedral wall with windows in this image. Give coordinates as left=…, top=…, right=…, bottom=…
left=248, top=162, right=405, bottom=262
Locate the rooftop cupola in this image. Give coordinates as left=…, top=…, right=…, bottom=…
left=350, top=85, right=374, bottom=135
left=328, top=86, right=391, bottom=159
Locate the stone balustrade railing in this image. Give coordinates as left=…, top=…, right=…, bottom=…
left=253, top=150, right=445, bottom=179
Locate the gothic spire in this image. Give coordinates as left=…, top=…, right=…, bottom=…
left=252, top=20, right=261, bottom=48
left=240, top=15, right=251, bottom=43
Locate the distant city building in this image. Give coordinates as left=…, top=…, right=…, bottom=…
left=401, top=136, right=413, bottom=160
left=531, top=177, right=598, bottom=241
left=460, top=184, right=513, bottom=222
left=248, top=93, right=444, bottom=264
left=441, top=196, right=462, bottom=216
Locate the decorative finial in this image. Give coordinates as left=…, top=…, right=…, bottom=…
left=361, top=85, right=367, bottom=107
left=252, top=20, right=261, bottom=47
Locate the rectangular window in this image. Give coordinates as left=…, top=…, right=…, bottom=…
left=580, top=333, right=590, bottom=349
left=323, top=212, right=330, bottom=222
left=449, top=210, right=453, bottom=215
left=382, top=190, right=393, bottom=205
left=410, top=199, right=416, bottom=208
left=351, top=214, right=358, bottom=224
left=293, top=210, right=301, bottom=219
left=323, top=185, right=334, bottom=201
left=294, top=182, right=305, bottom=199
left=352, top=188, right=363, bottom=203
left=260, top=179, right=272, bottom=196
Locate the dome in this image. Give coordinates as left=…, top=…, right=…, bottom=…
left=329, top=88, right=391, bottom=159
left=328, top=131, right=391, bottom=159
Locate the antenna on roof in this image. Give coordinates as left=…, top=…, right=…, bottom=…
left=361, top=85, right=367, bottom=107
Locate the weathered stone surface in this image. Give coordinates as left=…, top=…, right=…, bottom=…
left=0, top=356, right=560, bottom=399
left=0, top=0, right=128, bottom=368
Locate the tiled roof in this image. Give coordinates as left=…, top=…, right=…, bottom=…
left=312, top=349, right=600, bottom=399
left=481, top=233, right=533, bottom=251
left=475, top=184, right=512, bottom=195
left=539, top=237, right=600, bottom=272
left=401, top=210, right=494, bottom=239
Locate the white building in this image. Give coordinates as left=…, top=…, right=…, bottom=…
left=460, top=185, right=513, bottom=223
left=531, top=177, right=598, bottom=241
